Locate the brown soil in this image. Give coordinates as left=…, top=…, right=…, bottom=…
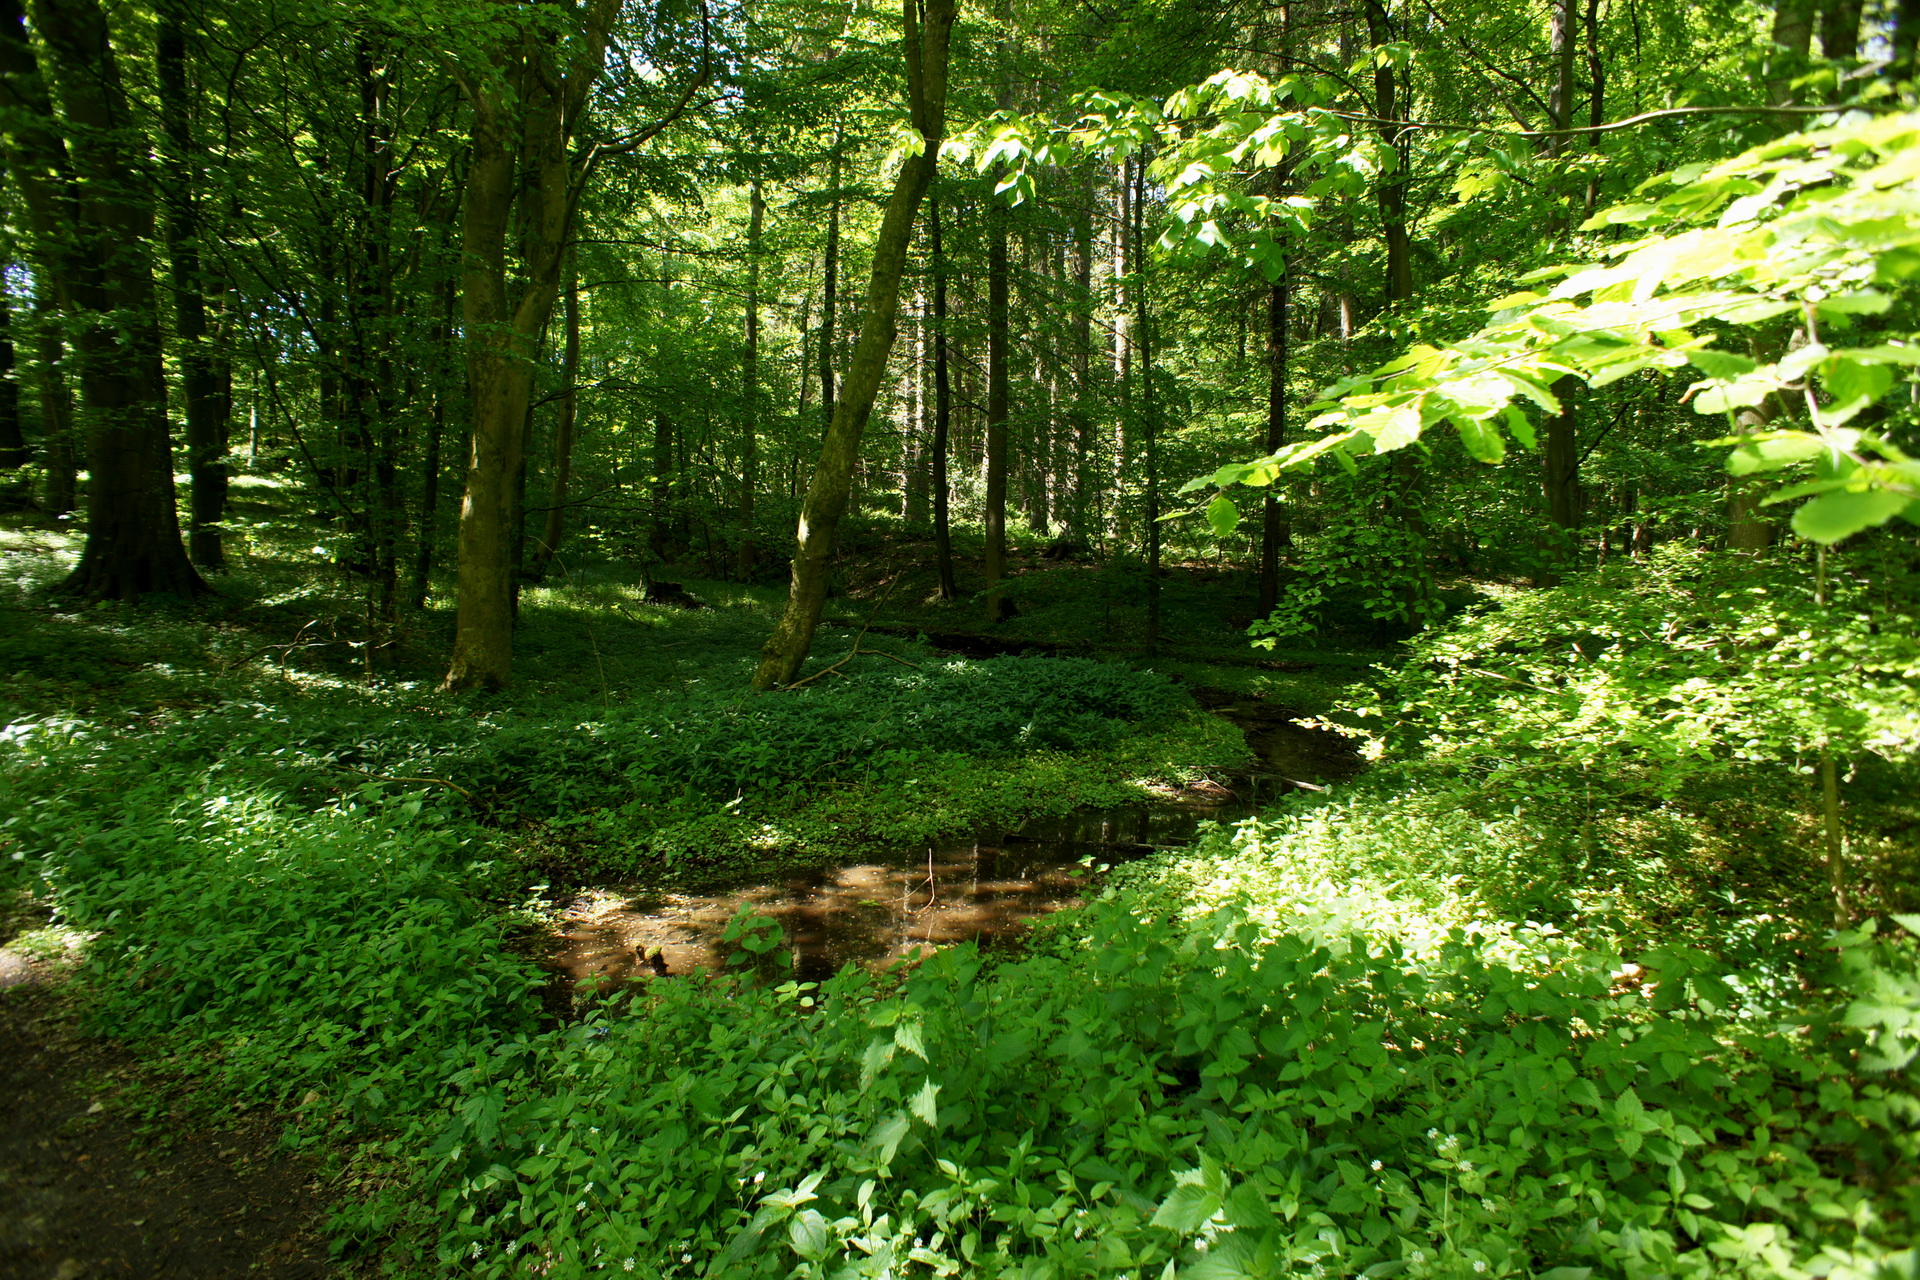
left=1, top=936, right=335, bottom=1279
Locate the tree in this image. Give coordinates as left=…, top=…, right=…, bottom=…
left=444, top=0, right=622, bottom=691
left=753, top=0, right=958, bottom=689
left=0, top=0, right=204, bottom=600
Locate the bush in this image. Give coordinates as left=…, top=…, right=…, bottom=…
left=422, top=891, right=1920, bottom=1279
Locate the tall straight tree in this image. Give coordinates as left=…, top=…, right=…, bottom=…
left=982, top=190, right=1010, bottom=622
left=0, top=0, right=204, bottom=599
left=929, top=184, right=959, bottom=600
left=157, top=0, right=229, bottom=571
left=736, top=179, right=764, bottom=579
left=753, top=0, right=957, bottom=689
left=444, top=0, right=619, bottom=691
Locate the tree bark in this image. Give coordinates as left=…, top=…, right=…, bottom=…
left=983, top=188, right=1011, bottom=622
left=157, top=0, right=227, bottom=570
left=0, top=0, right=204, bottom=600
left=1770, top=0, right=1815, bottom=102
left=1256, top=272, right=1290, bottom=618
left=444, top=0, right=618, bottom=691
left=930, top=184, right=959, bottom=600
left=753, top=0, right=957, bottom=689
left=409, top=274, right=458, bottom=609
left=737, top=180, right=764, bottom=579
left=1361, top=0, right=1413, bottom=305
left=0, top=277, right=24, bottom=476
left=1818, top=0, right=1862, bottom=59
left=33, top=294, right=73, bottom=515
left=534, top=263, right=581, bottom=581
left=1134, top=158, right=1160, bottom=658
left=820, top=145, right=841, bottom=436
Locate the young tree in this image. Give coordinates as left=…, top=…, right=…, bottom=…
left=753, top=0, right=958, bottom=689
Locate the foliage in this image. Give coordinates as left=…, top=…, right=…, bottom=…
left=1193, top=111, right=1920, bottom=544
left=419, top=885, right=1919, bottom=1280
left=1366, top=546, right=1920, bottom=788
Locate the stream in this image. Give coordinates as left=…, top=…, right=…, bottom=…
left=542, top=690, right=1359, bottom=992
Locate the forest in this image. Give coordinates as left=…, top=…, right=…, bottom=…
left=0, top=0, right=1918, bottom=1276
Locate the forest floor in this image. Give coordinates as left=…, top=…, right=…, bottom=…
left=0, top=903, right=334, bottom=1280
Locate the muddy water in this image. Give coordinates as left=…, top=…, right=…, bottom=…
left=544, top=693, right=1357, bottom=993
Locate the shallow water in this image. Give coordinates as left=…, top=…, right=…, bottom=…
left=543, top=695, right=1357, bottom=992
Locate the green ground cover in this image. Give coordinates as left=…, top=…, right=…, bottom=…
left=3, top=525, right=1917, bottom=1280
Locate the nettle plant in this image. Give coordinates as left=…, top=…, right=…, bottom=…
left=1187, top=109, right=1920, bottom=543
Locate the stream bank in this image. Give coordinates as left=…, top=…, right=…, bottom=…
left=541, top=690, right=1359, bottom=997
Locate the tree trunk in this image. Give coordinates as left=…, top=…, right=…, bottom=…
left=820, top=145, right=841, bottom=436
left=1256, top=272, right=1290, bottom=618
left=0, top=0, right=204, bottom=600
left=1770, top=0, right=1816, bottom=102
left=736, top=180, right=764, bottom=579
left=983, top=189, right=1011, bottom=622
left=1819, top=0, right=1863, bottom=59
left=157, top=0, right=227, bottom=570
left=1361, top=1, right=1414, bottom=304
left=409, top=275, right=458, bottom=609
left=753, top=0, right=957, bottom=689
left=33, top=294, right=74, bottom=515
left=1134, top=159, right=1160, bottom=658
left=534, top=263, right=581, bottom=580
left=0, top=277, right=24, bottom=476
left=930, top=185, right=959, bottom=600
left=1070, top=184, right=1093, bottom=537
left=444, top=0, right=618, bottom=691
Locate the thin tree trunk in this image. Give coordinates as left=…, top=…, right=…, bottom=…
left=0, top=278, right=24, bottom=476
left=534, top=263, right=581, bottom=580
left=1070, top=184, right=1092, bottom=537
left=1134, top=159, right=1160, bottom=657
left=983, top=186, right=1011, bottom=622
left=820, top=145, right=841, bottom=435
left=737, top=180, right=764, bottom=579
left=753, top=0, right=957, bottom=689
left=157, top=0, right=227, bottom=570
left=1257, top=272, right=1290, bottom=617
left=33, top=294, right=74, bottom=514
left=930, top=185, right=959, bottom=600
left=0, top=0, right=204, bottom=600
left=1361, top=1, right=1414, bottom=304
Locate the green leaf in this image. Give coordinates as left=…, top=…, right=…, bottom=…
left=910, top=1080, right=941, bottom=1128
left=787, top=1208, right=833, bottom=1261
left=1817, top=358, right=1895, bottom=426
left=1206, top=494, right=1241, bottom=537
left=1724, top=432, right=1825, bottom=476
left=1685, top=349, right=1757, bottom=379
left=1790, top=487, right=1913, bottom=543
left=872, top=1112, right=911, bottom=1164
left=1503, top=405, right=1537, bottom=449
left=1150, top=1183, right=1221, bottom=1234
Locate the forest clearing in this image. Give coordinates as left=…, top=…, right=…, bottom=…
left=2, top=0, right=1919, bottom=1277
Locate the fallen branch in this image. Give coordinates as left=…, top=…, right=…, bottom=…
left=335, top=764, right=477, bottom=804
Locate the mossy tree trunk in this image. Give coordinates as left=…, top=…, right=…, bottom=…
left=753, top=0, right=957, bottom=689
left=444, top=0, right=618, bottom=691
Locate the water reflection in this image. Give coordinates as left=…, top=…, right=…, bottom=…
left=544, top=695, right=1359, bottom=996
left=546, top=794, right=1249, bottom=990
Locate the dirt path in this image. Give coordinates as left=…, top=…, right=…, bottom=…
left=1, top=951, right=334, bottom=1278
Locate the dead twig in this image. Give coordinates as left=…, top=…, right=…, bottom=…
left=783, top=573, right=919, bottom=690
left=335, top=763, right=477, bottom=804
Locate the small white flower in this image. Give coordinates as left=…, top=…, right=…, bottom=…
left=681, top=1253, right=693, bottom=1264
left=1425, top=1128, right=1437, bottom=1140
left=1458, top=1160, right=1473, bottom=1172
left=753, top=1170, right=765, bottom=1184
left=576, top=1201, right=587, bottom=1211
left=1370, top=1160, right=1383, bottom=1172
left=624, top=1261, right=636, bottom=1273
left=1410, top=1251, right=1425, bottom=1264
left=1481, top=1198, right=1496, bottom=1212
left=470, top=1243, right=482, bottom=1259
left=1473, top=1263, right=1487, bottom=1274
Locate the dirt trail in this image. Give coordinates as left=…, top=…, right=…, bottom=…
left=1, top=936, right=334, bottom=1279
